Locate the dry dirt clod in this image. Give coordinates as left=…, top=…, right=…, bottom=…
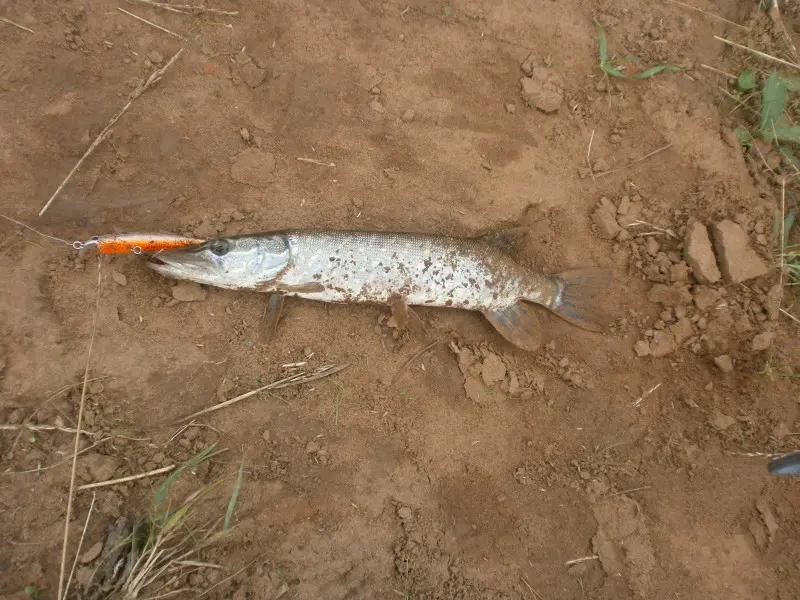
left=684, top=219, right=721, bottom=284
left=713, top=355, right=734, bottom=373
left=230, top=148, right=276, bottom=186
left=647, top=284, right=691, bottom=307
left=519, top=70, right=564, bottom=113
left=712, top=220, right=770, bottom=283
left=401, top=109, right=415, bottom=122
left=80, top=540, right=104, bottom=564
left=481, top=353, right=506, bottom=386
left=711, top=410, right=736, bottom=430
left=505, top=103, right=516, bottom=114
left=305, top=440, right=321, bottom=454
left=111, top=271, right=127, bottom=286
left=634, top=340, right=651, bottom=357
left=172, top=282, right=207, bottom=302
left=592, top=157, right=610, bottom=173
left=592, top=204, right=621, bottom=239
left=397, top=506, right=413, bottom=521
left=751, top=331, right=776, bottom=352
left=369, top=97, right=385, bottom=113
left=520, top=52, right=536, bottom=76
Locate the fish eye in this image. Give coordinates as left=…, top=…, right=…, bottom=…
left=208, top=238, right=230, bottom=256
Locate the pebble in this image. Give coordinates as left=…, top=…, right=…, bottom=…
left=592, top=204, right=621, bottom=239
left=711, top=410, right=736, bottom=430
left=713, top=355, right=734, bottom=373
left=370, top=85, right=381, bottom=95
left=505, top=103, right=516, bottom=114
left=111, top=271, right=127, bottom=286
left=481, top=353, right=506, bottom=386
left=401, top=109, right=416, bottom=122
left=397, top=506, right=413, bottom=521
left=592, top=157, right=611, bottom=173
left=239, top=128, right=251, bottom=143
left=147, top=50, right=163, bottom=64
left=305, top=440, right=320, bottom=454
left=634, top=340, right=651, bottom=357
left=519, top=70, right=564, bottom=113
left=369, top=97, right=385, bottom=112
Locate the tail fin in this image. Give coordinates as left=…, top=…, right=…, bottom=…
left=541, top=267, right=614, bottom=332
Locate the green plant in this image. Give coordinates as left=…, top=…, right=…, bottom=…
left=593, top=20, right=679, bottom=80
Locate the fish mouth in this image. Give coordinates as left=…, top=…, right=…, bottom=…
left=147, top=251, right=209, bottom=280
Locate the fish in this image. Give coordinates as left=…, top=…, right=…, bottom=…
left=767, top=451, right=800, bottom=475
left=77, top=233, right=206, bottom=255
left=147, top=228, right=613, bottom=350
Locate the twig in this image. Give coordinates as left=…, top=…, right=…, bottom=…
left=520, top=576, right=545, bottom=600
left=610, top=485, right=651, bottom=496
left=626, top=220, right=678, bottom=239
left=63, top=492, right=97, bottom=600
left=714, top=36, right=800, bottom=72
left=39, top=48, right=183, bottom=216
left=564, top=555, right=599, bottom=567
left=595, top=143, right=672, bottom=177
left=780, top=308, right=800, bottom=325
left=727, top=450, right=797, bottom=457
left=391, top=340, right=440, bottom=386
left=57, top=257, right=103, bottom=600
left=699, top=63, right=737, bottom=80
left=632, top=382, right=662, bottom=407
left=780, top=177, right=786, bottom=292
left=78, top=464, right=175, bottom=490
left=175, top=364, right=349, bottom=422
left=194, top=555, right=265, bottom=599
left=586, top=129, right=595, bottom=179
left=117, top=7, right=183, bottom=39
left=296, top=157, right=336, bottom=167
left=768, top=0, right=799, bottom=64
left=131, top=0, right=239, bottom=16
left=0, top=423, right=96, bottom=435
left=0, top=16, right=34, bottom=33
left=667, top=0, right=749, bottom=31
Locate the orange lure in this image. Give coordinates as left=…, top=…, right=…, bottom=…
left=76, top=234, right=206, bottom=255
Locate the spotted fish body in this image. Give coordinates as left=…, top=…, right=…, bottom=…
left=149, top=229, right=612, bottom=350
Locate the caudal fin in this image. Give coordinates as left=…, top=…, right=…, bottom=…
left=544, top=267, right=613, bottom=332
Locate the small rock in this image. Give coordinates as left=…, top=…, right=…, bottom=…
left=592, top=157, right=611, bottom=173
left=592, top=206, right=621, bottom=239
left=481, top=354, right=506, bottom=386
left=649, top=330, right=677, bottom=357
left=693, top=287, right=721, bottom=312
left=751, top=331, right=776, bottom=352
left=645, top=237, right=659, bottom=257
left=305, top=440, right=320, bottom=454
left=610, top=133, right=622, bottom=144
left=711, top=410, right=736, bottom=430
left=261, top=429, right=271, bottom=442
left=370, top=85, right=381, bottom=95
left=230, top=148, right=276, bottom=187
left=756, top=499, right=779, bottom=544
left=670, top=262, right=689, bottom=283
left=634, top=340, right=651, bottom=357
left=239, top=128, right=251, bottom=143
left=80, top=541, right=103, bottom=564
left=82, top=454, right=119, bottom=482
left=147, top=50, right=163, bottom=64
left=713, top=355, right=734, bottom=373
left=111, top=271, right=127, bottom=286
left=508, top=371, right=520, bottom=395
left=617, top=195, right=631, bottom=215
left=772, top=422, right=790, bottom=441
left=369, top=97, right=385, bottom=113
left=670, top=317, right=693, bottom=345
left=520, top=52, right=536, bottom=75
left=505, top=103, right=516, bottom=114
left=647, top=284, right=691, bottom=307
left=397, top=506, right=413, bottom=521
left=519, top=71, right=564, bottom=113
left=152, top=452, right=165, bottom=463
left=616, top=229, right=630, bottom=242
left=712, top=220, right=770, bottom=283
left=151, top=297, right=163, bottom=308
left=172, top=282, right=207, bottom=302
left=401, top=109, right=415, bottom=122
left=684, top=219, right=721, bottom=284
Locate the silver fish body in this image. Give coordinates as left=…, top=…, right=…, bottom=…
left=149, top=229, right=611, bottom=350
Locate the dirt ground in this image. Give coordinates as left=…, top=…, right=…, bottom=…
left=2, top=0, right=800, bottom=598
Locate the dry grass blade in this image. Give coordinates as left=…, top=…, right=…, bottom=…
left=564, top=555, right=599, bottom=567
left=391, top=341, right=440, bottom=386
left=131, top=0, right=239, bottom=15
left=0, top=423, right=96, bottom=435
left=39, top=48, right=184, bottom=216
left=667, top=0, right=749, bottom=31
left=117, top=7, right=183, bottom=38
left=224, top=457, right=244, bottom=530
left=63, top=492, right=96, bottom=600
left=714, top=36, right=800, bottom=72
left=595, top=143, right=673, bottom=177
left=0, top=15, right=34, bottom=33
left=4, top=437, right=112, bottom=475
left=175, top=364, right=350, bottom=422
left=77, top=465, right=176, bottom=491
left=57, top=257, right=103, bottom=600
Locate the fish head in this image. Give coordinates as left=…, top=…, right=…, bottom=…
left=148, top=234, right=291, bottom=290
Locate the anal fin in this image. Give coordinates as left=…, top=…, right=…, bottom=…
left=483, top=301, right=542, bottom=351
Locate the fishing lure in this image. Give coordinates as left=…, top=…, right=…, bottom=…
left=75, top=234, right=206, bottom=255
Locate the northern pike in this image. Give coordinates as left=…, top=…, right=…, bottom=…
left=147, top=229, right=612, bottom=350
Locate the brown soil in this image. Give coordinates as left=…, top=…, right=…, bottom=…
left=1, top=1, right=799, bottom=599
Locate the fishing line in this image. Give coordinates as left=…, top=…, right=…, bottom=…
left=0, top=212, right=76, bottom=247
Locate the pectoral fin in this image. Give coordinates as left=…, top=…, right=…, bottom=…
left=260, top=293, right=285, bottom=342
left=483, top=301, right=542, bottom=351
